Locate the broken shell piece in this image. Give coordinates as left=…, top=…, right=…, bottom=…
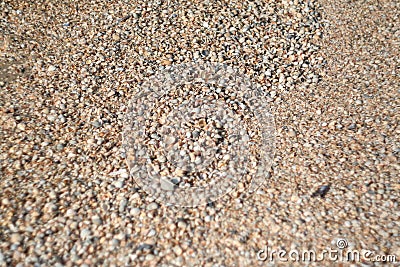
left=197, top=119, right=206, bottom=128
left=164, top=135, right=177, bottom=145
left=160, top=177, right=175, bottom=191
left=174, top=168, right=186, bottom=177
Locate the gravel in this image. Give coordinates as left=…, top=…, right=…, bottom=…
left=1, top=0, right=399, bottom=266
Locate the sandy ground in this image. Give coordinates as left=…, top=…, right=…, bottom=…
left=0, top=0, right=399, bottom=266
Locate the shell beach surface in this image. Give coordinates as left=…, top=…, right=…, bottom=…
left=0, top=0, right=399, bottom=266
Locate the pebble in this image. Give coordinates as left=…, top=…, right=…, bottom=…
left=56, top=143, right=65, bottom=151
left=173, top=246, right=183, bottom=256
left=92, top=120, right=102, bottom=128
left=47, top=115, right=57, bottom=122
left=130, top=208, right=141, bottom=216
left=66, top=209, right=76, bottom=217
left=160, top=178, right=175, bottom=191
left=119, top=198, right=128, bottom=212
left=164, top=136, right=176, bottom=145
left=91, top=215, right=102, bottom=225
left=47, top=65, right=56, bottom=72
left=177, top=221, right=187, bottom=229
left=80, top=229, right=91, bottom=240
left=2, top=198, right=10, bottom=206
left=10, top=233, right=22, bottom=244
left=146, top=203, right=159, bottom=211
left=288, top=129, right=296, bottom=137
left=147, top=229, right=156, bottom=237
left=145, top=254, right=155, bottom=261
left=16, top=123, right=25, bottom=131
left=114, top=179, right=125, bottom=189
